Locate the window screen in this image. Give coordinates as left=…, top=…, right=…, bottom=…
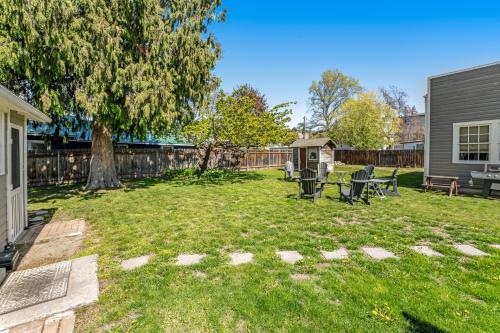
left=11, top=127, right=21, bottom=189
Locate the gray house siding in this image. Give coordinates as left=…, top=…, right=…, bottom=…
left=429, top=63, right=500, bottom=187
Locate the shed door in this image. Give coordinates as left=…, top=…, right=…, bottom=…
left=299, top=148, right=307, bottom=169
left=8, top=125, right=25, bottom=242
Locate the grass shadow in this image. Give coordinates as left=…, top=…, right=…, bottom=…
left=167, top=170, right=264, bottom=187
left=397, top=171, right=424, bottom=189
left=403, top=312, right=447, bottom=333
left=29, top=184, right=106, bottom=204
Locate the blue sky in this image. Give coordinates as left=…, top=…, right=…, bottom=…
left=210, top=1, right=500, bottom=127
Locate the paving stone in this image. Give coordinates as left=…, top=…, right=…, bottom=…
left=192, top=271, right=207, bottom=278
left=410, top=245, right=444, bottom=257
left=454, top=244, right=489, bottom=257
left=276, top=250, right=303, bottom=264
left=361, top=247, right=398, bottom=260
left=490, top=244, right=500, bottom=249
left=229, top=252, right=254, bottom=265
left=56, top=312, right=75, bottom=333
left=176, top=254, right=206, bottom=266
left=291, top=273, right=311, bottom=281
left=29, top=216, right=45, bottom=223
left=321, top=248, right=349, bottom=260
left=33, top=210, right=49, bottom=216
left=121, top=255, right=151, bottom=271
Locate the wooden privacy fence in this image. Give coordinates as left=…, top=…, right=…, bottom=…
left=27, top=148, right=293, bottom=186
left=335, top=149, right=424, bottom=168
left=27, top=148, right=422, bottom=186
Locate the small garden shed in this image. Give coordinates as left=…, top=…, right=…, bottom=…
left=290, top=138, right=336, bottom=171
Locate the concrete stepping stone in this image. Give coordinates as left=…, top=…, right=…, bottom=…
left=490, top=244, right=500, bottom=249
left=176, top=254, right=206, bottom=266
left=321, top=248, right=349, bottom=260
left=454, top=244, right=489, bottom=257
left=291, top=273, right=311, bottom=281
left=229, top=252, right=254, bottom=265
left=361, top=247, right=398, bottom=260
left=410, top=245, right=444, bottom=257
left=121, top=255, right=151, bottom=271
left=276, top=250, right=303, bottom=264
left=32, top=210, right=49, bottom=216
left=28, top=216, right=45, bottom=223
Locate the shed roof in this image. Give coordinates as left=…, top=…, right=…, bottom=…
left=289, top=138, right=336, bottom=148
left=0, top=84, right=51, bottom=123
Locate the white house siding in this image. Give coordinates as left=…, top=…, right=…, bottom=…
left=0, top=112, right=7, bottom=250
left=428, top=63, right=500, bottom=187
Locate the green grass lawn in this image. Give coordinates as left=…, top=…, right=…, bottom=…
left=28, top=166, right=500, bottom=332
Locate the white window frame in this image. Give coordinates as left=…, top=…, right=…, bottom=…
left=0, top=111, right=5, bottom=175
left=452, top=119, right=500, bottom=164
left=308, top=147, right=318, bottom=161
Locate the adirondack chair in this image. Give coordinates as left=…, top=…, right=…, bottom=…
left=382, top=167, right=399, bottom=195
left=364, top=164, right=375, bottom=178
left=297, top=168, right=323, bottom=202
left=336, top=169, right=370, bottom=205
left=318, top=162, right=330, bottom=181
left=284, top=161, right=295, bottom=180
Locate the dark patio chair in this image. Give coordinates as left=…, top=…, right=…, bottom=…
left=336, top=169, right=370, bottom=205
left=382, top=167, right=400, bottom=195
left=364, top=164, right=375, bottom=178
left=297, top=168, right=323, bottom=202
left=284, top=161, right=296, bottom=180
left=318, top=162, right=330, bottom=181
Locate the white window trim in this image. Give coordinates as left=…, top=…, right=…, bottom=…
left=452, top=119, right=500, bottom=164
left=0, top=111, right=5, bottom=175
left=308, top=147, right=318, bottom=161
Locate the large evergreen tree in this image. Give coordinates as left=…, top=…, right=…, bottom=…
left=0, top=0, right=224, bottom=189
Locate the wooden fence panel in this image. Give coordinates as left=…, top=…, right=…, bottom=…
left=335, top=149, right=423, bottom=168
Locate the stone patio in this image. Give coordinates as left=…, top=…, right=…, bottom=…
left=4, top=310, right=75, bottom=333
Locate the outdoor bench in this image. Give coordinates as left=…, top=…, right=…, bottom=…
left=422, top=175, right=459, bottom=196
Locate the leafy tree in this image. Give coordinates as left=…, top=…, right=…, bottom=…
left=332, top=92, right=399, bottom=149
left=0, top=0, right=224, bottom=189
left=183, top=86, right=295, bottom=174
left=308, top=69, right=361, bottom=133
left=232, top=84, right=268, bottom=114
left=380, top=86, right=422, bottom=142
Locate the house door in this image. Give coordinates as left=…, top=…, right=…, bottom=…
left=8, top=125, right=25, bottom=242
left=299, top=148, right=307, bottom=169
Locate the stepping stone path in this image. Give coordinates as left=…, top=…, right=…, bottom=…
left=321, top=248, right=349, bottom=260
left=176, top=254, right=206, bottom=266
left=276, top=250, right=303, bottom=264
left=229, top=252, right=254, bottom=265
left=490, top=244, right=500, bottom=249
left=454, top=244, right=489, bottom=257
left=410, top=245, right=444, bottom=257
left=361, top=247, right=398, bottom=260
left=121, top=255, right=151, bottom=271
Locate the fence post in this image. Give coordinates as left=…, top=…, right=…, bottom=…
left=246, top=149, right=249, bottom=171
left=57, top=151, right=60, bottom=185
left=268, top=149, right=271, bottom=169
left=156, top=150, right=159, bottom=176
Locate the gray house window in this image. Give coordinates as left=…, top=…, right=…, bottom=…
left=458, top=125, right=489, bottom=161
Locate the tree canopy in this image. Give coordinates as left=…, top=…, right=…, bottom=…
left=183, top=86, right=296, bottom=173
left=0, top=0, right=224, bottom=188
left=332, top=92, right=400, bottom=149
left=308, top=69, right=361, bottom=133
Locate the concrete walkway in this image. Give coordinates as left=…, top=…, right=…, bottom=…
left=0, top=255, right=99, bottom=331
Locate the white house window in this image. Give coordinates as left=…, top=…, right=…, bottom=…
left=458, top=125, right=489, bottom=161
left=0, top=112, right=5, bottom=175
left=453, top=119, right=500, bottom=164
left=308, top=147, right=318, bottom=160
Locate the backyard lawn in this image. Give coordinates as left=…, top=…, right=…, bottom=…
left=28, top=166, right=499, bottom=332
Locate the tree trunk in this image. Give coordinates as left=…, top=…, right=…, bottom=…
left=197, top=143, right=213, bottom=176
left=86, top=121, right=121, bottom=190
